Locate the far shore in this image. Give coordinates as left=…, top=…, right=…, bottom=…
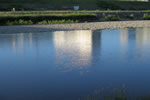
left=0, top=20, right=150, bottom=33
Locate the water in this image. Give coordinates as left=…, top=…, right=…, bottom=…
left=0, top=28, right=150, bottom=100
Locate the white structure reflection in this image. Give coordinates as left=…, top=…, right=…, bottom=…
left=53, top=30, right=93, bottom=72
left=120, top=28, right=128, bottom=46
left=136, top=28, right=150, bottom=46
left=136, top=28, right=150, bottom=58
left=12, top=35, right=17, bottom=53
left=120, top=28, right=128, bottom=57
left=11, top=33, right=33, bottom=54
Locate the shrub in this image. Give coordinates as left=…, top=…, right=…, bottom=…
left=38, top=20, right=48, bottom=24
left=6, top=19, right=79, bottom=25
left=104, top=14, right=120, bottom=21
left=7, top=19, right=33, bottom=25
left=128, top=14, right=135, bottom=19
left=39, top=19, right=79, bottom=24
left=143, top=13, right=150, bottom=20
left=0, top=14, right=97, bottom=25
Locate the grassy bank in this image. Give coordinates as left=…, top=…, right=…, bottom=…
left=6, top=19, right=79, bottom=25
left=3, top=10, right=150, bottom=14
left=0, top=13, right=97, bottom=25
left=1, top=11, right=150, bottom=25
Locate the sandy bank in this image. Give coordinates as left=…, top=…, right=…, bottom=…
left=0, top=20, right=150, bottom=33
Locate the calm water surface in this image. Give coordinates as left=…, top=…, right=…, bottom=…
left=0, top=28, right=150, bottom=100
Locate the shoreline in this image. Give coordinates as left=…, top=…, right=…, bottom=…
left=0, top=20, right=150, bottom=33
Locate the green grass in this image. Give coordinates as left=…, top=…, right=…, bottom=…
left=128, top=14, right=135, bottom=19
left=103, top=14, right=120, bottom=21
left=2, top=10, right=150, bottom=15
left=143, top=13, right=150, bottom=20
left=0, top=13, right=97, bottom=25
left=38, top=19, right=78, bottom=24
left=1, top=10, right=150, bottom=25
left=0, top=13, right=97, bottom=17
left=6, top=19, right=78, bottom=25
left=7, top=19, right=33, bottom=25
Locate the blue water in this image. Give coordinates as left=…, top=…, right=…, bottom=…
left=0, top=28, right=150, bottom=100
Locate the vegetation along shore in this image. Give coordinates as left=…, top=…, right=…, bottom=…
left=1, top=10, right=150, bottom=25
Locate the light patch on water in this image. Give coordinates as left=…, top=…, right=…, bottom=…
left=53, top=30, right=92, bottom=72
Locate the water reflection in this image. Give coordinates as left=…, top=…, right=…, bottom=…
left=53, top=30, right=93, bottom=72
left=120, top=27, right=150, bottom=48
left=120, top=28, right=137, bottom=58
left=12, top=35, right=17, bottom=53
left=0, top=28, right=150, bottom=100
left=29, top=33, right=32, bottom=47
left=120, top=28, right=128, bottom=46
left=1, top=28, right=150, bottom=69
left=120, top=28, right=150, bottom=60
left=120, top=28, right=128, bottom=57
left=136, top=27, right=150, bottom=46
left=1, top=28, right=150, bottom=66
